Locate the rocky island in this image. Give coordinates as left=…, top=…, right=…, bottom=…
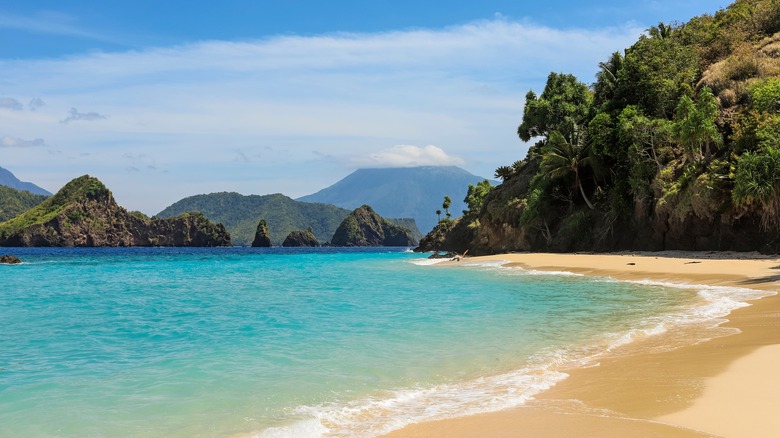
left=251, top=219, right=272, bottom=247
left=282, top=227, right=319, bottom=247
left=0, top=175, right=231, bottom=247
left=331, top=205, right=418, bottom=247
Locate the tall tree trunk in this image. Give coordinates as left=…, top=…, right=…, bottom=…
left=575, top=171, right=595, bottom=210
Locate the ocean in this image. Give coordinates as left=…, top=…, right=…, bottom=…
left=0, top=248, right=765, bottom=437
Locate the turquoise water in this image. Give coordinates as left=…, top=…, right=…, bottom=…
left=0, top=248, right=765, bottom=437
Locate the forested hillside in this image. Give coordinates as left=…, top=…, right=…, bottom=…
left=421, top=0, right=780, bottom=254
left=0, top=186, right=48, bottom=222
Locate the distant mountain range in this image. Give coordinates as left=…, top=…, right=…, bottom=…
left=157, top=192, right=421, bottom=246
left=298, top=166, right=495, bottom=233
left=0, top=166, right=51, bottom=196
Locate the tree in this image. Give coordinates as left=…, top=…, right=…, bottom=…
left=617, top=106, right=673, bottom=173
left=436, top=209, right=442, bottom=221
left=733, top=147, right=780, bottom=231
left=594, top=51, right=624, bottom=108
left=541, top=128, right=595, bottom=210
left=647, top=21, right=674, bottom=40
left=494, top=165, right=513, bottom=181
left=673, top=86, right=722, bottom=162
left=518, top=72, right=593, bottom=143
left=442, top=196, right=452, bottom=218
left=463, top=180, right=493, bottom=218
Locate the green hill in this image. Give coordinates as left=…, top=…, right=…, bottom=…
left=0, top=185, right=48, bottom=222
left=420, top=0, right=780, bottom=254
left=156, top=192, right=346, bottom=245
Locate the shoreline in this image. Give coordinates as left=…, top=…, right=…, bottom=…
left=384, top=251, right=780, bottom=438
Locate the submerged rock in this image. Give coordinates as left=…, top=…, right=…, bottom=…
left=0, top=254, right=21, bottom=264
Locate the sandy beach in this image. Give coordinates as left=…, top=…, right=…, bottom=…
left=384, top=252, right=780, bottom=438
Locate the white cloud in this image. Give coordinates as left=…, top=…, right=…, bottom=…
left=353, top=145, right=465, bottom=167
left=0, top=18, right=646, bottom=213
left=28, top=97, right=45, bottom=111
left=0, top=135, right=46, bottom=148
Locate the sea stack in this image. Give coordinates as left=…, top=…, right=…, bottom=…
left=251, top=219, right=272, bottom=247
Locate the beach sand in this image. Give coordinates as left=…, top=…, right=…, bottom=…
left=384, top=252, right=780, bottom=438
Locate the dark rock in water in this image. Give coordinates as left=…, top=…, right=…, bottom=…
left=282, top=227, right=319, bottom=247
left=331, top=205, right=417, bottom=247
left=0, top=175, right=231, bottom=247
left=0, top=254, right=21, bottom=264
left=428, top=251, right=458, bottom=259
left=251, top=219, right=272, bottom=247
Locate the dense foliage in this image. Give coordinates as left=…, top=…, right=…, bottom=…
left=436, top=0, right=780, bottom=254
left=0, top=186, right=48, bottom=222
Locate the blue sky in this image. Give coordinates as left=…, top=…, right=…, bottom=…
left=1, top=0, right=726, bottom=214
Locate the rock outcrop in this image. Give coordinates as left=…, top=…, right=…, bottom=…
left=251, top=219, right=272, bottom=247
left=0, top=175, right=231, bottom=247
left=282, top=227, right=319, bottom=247
left=0, top=254, right=21, bottom=264
left=330, top=205, right=418, bottom=247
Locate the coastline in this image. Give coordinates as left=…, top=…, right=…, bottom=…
left=384, top=252, right=780, bottom=438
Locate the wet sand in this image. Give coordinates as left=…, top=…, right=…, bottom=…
left=384, top=252, right=780, bottom=438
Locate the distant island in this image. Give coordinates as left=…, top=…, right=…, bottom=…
left=419, top=4, right=780, bottom=255
left=0, top=175, right=230, bottom=247
left=157, top=191, right=421, bottom=246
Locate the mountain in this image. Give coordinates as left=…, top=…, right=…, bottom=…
left=0, top=185, right=49, bottom=222
left=419, top=0, right=780, bottom=255
left=331, top=205, right=418, bottom=247
left=0, top=166, right=51, bottom=195
left=0, top=175, right=231, bottom=247
left=297, top=166, right=495, bottom=233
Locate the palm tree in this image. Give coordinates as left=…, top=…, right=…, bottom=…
left=648, top=21, right=673, bottom=40
left=673, top=87, right=722, bottom=162
left=436, top=209, right=442, bottom=221
left=595, top=51, right=624, bottom=98
left=494, top=165, right=513, bottom=181
left=442, top=196, right=452, bottom=217
left=541, top=128, right=595, bottom=210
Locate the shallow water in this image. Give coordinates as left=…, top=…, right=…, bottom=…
left=0, top=248, right=764, bottom=437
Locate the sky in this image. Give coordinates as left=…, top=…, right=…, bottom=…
left=1, top=0, right=728, bottom=214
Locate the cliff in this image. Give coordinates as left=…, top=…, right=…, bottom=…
left=251, top=219, right=272, bottom=247
left=282, top=228, right=319, bottom=247
left=331, top=205, right=418, bottom=247
left=0, top=175, right=231, bottom=247
left=419, top=0, right=780, bottom=255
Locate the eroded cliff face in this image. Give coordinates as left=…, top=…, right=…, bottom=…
left=0, top=175, right=231, bottom=247
left=417, top=173, right=779, bottom=255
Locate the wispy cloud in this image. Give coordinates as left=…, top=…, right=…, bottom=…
left=353, top=145, right=465, bottom=167
left=28, top=97, right=45, bottom=111
left=0, top=10, right=100, bottom=39
left=60, top=107, right=107, bottom=124
left=0, top=97, right=23, bottom=111
left=1, top=135, right=46, bottom=148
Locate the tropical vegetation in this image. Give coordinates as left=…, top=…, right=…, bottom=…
left=421, top=0, right=780, bottom=254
